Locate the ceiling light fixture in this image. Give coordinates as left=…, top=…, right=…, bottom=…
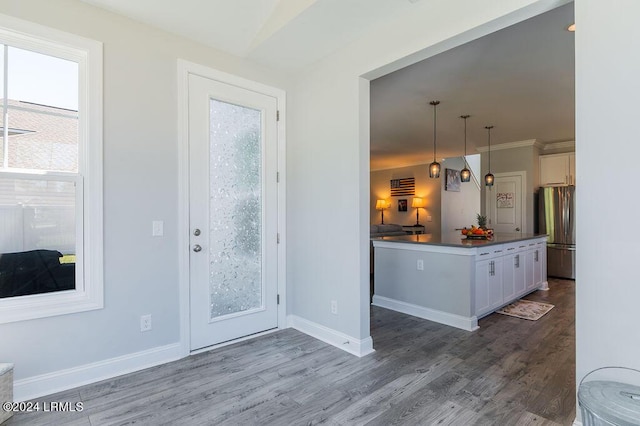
left=484, top=125, right=494, bottom=187
left=460, top=115, right=471, bottom=182
left=429, top=100, right=441, bottom=178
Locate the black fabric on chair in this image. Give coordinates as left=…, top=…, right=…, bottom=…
left=0, top=250, right=75, bottom=298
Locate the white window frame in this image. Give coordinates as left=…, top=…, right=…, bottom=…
left=0, top=14, right=103, bottom=323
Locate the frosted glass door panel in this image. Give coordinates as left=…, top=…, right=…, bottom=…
left=208, top=99, right=263, bottom=321
left=188, top=73, right=278, bottom=351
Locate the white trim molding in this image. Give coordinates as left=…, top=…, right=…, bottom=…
left=287, top=315, right=375, bottom=357
left=476, top=139, right=544, bottom=153
left=14, top=344, right=182, bottom=402
left=372, top=295, right=479, bottom=332
left=0, top=13, right=103, bottom=324
left=476, top=139, right=575, bottom=153
left=543, top=140, right=575, bottom=151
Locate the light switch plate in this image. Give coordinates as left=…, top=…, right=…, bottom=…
left=152, top=220, right=164, bottom=237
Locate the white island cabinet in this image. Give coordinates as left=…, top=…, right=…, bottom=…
left=372, top=233, right=547, bottom=331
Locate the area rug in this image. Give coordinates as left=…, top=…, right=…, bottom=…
left=496, top=299, right=555, bottom=321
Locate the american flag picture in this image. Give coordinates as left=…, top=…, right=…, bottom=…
left=390, top=178, right=415, bottom=196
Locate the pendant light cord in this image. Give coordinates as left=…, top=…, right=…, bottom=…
left=433, top=103, right=437, bottom=161
left=486, top=126, right=493, bottom=171
left=461, top=115, right=469, bottom=157
left=429, top=100, right=440, bottom=162
left=464, top=117, right=467, bottom=156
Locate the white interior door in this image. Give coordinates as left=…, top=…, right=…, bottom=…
left=188, top=73, right=279, bottom=351
left=486, top=173, right=524, bottom=233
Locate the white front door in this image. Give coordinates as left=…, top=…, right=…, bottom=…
left=188, top=73, right=279, bottom=351
left=486, top=172, right=524, bottom=233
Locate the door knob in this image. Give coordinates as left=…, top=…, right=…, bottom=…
left=515, top=227, right=520, bottom=232
left=193, top=244, right=202, bottom=252
left=193, top=228, right=201, bottom=236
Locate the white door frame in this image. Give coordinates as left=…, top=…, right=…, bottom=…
left=485, top=171, right=527, bottom=234
left=177, top=59, right=287, bottom=356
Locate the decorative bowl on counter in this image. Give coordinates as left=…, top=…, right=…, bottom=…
left=465, top=234, right=491, bottom=240
left=461, top=227, right=493, bottom=239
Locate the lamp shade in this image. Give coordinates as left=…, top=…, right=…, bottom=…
left=429, top=161, right=441, bottom=178
left=461, top=168, right=471, bottom=182
left=411, top=197, right=426, bottom=208
left=460, top=115, right=471, bottom=183
left=485, top=173, right=494, bottom=186
left=375, top=199, right=388, bottom=210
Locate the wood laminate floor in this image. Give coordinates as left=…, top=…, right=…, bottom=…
left=7, top=278, right=575, bottom=425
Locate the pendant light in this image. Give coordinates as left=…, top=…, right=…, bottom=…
left=460, top=115, right=471, bottom=182
left=429, top=100, right=441, bottom=178
left=484, top=125, right=495, bottom=187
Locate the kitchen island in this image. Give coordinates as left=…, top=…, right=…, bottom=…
left=371, top=232, right=548, bottom=331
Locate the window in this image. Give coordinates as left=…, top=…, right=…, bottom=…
left=0, top=15, right=103, bottom=323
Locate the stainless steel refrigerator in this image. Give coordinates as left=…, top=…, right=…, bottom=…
left=538, top=186, right=576, bottom=279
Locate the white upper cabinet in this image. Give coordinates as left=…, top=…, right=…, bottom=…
left=539, top=153, right=575, bottom=186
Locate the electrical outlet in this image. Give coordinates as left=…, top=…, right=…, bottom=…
left=427, top=216, right=432, bottom=222
left=417, top=259, right=424, bottom=270
left=140, top=314, right=152, bottom=332
left=330, top=300, right=338, bottom=315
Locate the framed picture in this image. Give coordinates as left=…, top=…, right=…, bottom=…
left=445, top=168, right=461, bottom=192
left=398, top=199, right=407, bottom=212
left=497, top=192, right=515, bottom=208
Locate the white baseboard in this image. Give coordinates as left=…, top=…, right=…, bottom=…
left=539, top=280, right=550, bottom=291
left=372, top=295, right=479, bottom=332
left=287, top=315, right=375, bottom=357
left=14, top=343, right=182, bottom=402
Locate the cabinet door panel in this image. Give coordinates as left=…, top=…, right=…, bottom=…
left=513, top=253, right=526, bottom=296
left=502, top=254, right=516, bottom=300
left=540, top=155, right=569, bottom=186
left=533, top=246, right=543, bottom=288
left=475, top=260, right=491, bottom=316
left=489, top=257, right=504, bottom=310
left=569, top=153, right=576, bottom=185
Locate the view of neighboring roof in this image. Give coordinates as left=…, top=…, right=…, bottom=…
left=0, top=99, right=78, bottom=172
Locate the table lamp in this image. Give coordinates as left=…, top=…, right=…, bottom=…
left=375, top=199, right=389, bottom=224
left=411, top=197, right=426, bottom=225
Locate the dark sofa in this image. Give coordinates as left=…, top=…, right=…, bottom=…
left=0, top=249, right=75, bottom=298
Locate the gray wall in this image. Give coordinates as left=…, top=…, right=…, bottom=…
left=575, top=0, right=640, bottom=412
left=0, top=0, right=288, bottom=381
left=374, top=247, right=474, bottom=317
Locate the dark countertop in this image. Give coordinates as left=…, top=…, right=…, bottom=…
left=372, top=232, right=547, bottom=248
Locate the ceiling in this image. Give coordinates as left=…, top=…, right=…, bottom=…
left=80, top=0, right=417, bottom=71
left=80, top=0, right=574, bottom=172
left=370, top=3, right=575, bottom=170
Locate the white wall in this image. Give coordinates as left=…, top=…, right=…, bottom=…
left=440, top=157, right=480, bottom=233
left=288, top=0, right=570, bottom=344
left=575, top=0, right=640, bottom=403
left=0, top=0, right=288, bottom=390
